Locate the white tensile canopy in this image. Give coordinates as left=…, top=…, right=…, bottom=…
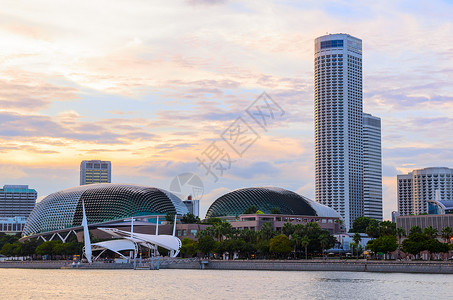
left=91, top=239, right=138, bottom=260
left=96, top=227, right=182, bottom=258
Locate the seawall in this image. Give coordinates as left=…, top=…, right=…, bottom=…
left=200, top=260, right=453, bottom=274
left=2, top=259, right=453, bottom=274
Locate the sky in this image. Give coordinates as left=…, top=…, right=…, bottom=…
left=1, top=0, right=453, bottom=219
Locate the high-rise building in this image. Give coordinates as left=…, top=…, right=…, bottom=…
left=363, top=113, right=382, bottom=221
left=397, top=167, right=453, bottom=216
left=0, top=185, right=37, bottom=232
left=183, top=196, right=200, bottom=217
left=80, top=160, right=111, bottom=185
left=314, top=33, right=363, bottom=229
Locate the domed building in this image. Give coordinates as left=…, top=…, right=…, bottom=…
left=22, top=183, right=189, bottom=239
left=206, top=187, right=344, bottom=234
left=206, top=187, right=341, bottom=218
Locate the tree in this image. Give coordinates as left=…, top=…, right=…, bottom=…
left=423, top=226, right=438, bottom=239
left=353, top=233, right=362, bottom=259
left=282, top=223, right=294, bottom=237
left=197, top=236, right=217, bottom=256
left=204, top=218, right=223, bottom=225
left=258, top=222, right=276, bottom=241
left=165, top=212, right=175, bottom=224
left=269, top=235, right=292, bottom=257
left=379, top=221, right=396, bottom=237
left=35, top=241, right=61, bottom=259
left=270, top=207, right=282, bottom=214
left=319, top=234, right=331, bottom=258
left=181, top=213, right=200, bottom=224
left=365, top=223, right=380, bottom=239
left=395, top=228, right=406, bottom=247
left=402, top=232, right=429, bottom=258
left=367, top=235, right=398, bottom=259
left=441, top=227, right=453, bottom=243
left=180, top=238, right=198, bottom=257
left=350, top=217, right=379, bottom=233
left=244, top=206, right=259, bottom=214
left=409, top=225, right=422, bottom=235
left=301, top=236, right=310, bottom=260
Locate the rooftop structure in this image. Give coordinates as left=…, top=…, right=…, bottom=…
left=80, top=160, right=111, bottom=185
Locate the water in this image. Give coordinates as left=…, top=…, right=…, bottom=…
left=1, top=269, right=452, bottom=299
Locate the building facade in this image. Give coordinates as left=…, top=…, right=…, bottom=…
left=221, top=214, right=344, bottom=235
left=80, top=160, right=111, bottom=185
left=396, top=214, right=453, bottom=233
left=363, top=113, right=382, bottom=221
left=314, top=33, right=363, bottom=229
left=397, top=167, right=453, bottom=216
left=0, top=185, right=37, bottom=233
left=183, top=197, right=200, bottom=217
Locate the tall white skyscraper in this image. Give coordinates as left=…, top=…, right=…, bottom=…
left=314, top=33, right=363, bottom=229
left=80, top=160, right=111, bottom=185
left=398, top=167, right=453, bottom=216
left=363, top=113, right=382, bottom=221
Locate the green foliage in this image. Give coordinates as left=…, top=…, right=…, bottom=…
left=367, top=235, right=398, bottom=255
left=441, top=227, right=453, bottom=243
left=165, top=212, right=175, bottom=224
left=379, top=221, right=396, bottom=236
left=203, top=218, right=223, bottom=225
left=402, top=232, right=429, bottom=256
left=197, top=236, right=217, bottom=255
left=409, top=225, right=422, bottom=235
left=158, top=246, right=169, bottom=256
left=350, top=217, right=379, bottom=233
left=282, top=223, right=294, bottom=237
left=423, top=226, right=438, bottom=239
left=244, top=206, right=259, bottom=214
left=270, top=207, right=282, bottom=214
left=180, top=238, right=198, bottom=257
left=181, top=213, right=200, bottom=224
left=269, top=235, right=292, bottom=256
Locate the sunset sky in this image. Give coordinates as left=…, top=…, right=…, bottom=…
left=1, top=0, right=453, bottom=219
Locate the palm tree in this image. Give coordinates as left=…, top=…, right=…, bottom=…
left=423, top=226, right=438, bottom=239
left=319, top=234, right=330, bottom=259
left=353, top=232, right=362, bottom=259
left=395, top=227, right=405, bottom=259
left=301, top=236, right=310, bottom=260
left=441, top=227, right=453, bottom=243
left=259, top=222, right=275, bottom=241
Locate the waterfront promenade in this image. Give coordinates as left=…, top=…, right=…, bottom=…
left=2, top=259, right=453, bottom=274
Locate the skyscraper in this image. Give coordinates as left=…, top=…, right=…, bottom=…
left=363, top=113, right=382, bottom=221
left=80, top=160, right=111, bottom=185
left=0, top=185, right=37, bottom=232
left=314, top=33, right=363, bottom=229
left=398, top=167, right=453, bottom=216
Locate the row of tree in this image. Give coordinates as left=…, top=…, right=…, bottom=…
left=0, top=233, right=84, bottom=259
left=180, top=218, right=337, bottom=259
left=351, top=216, right=453, bottom=259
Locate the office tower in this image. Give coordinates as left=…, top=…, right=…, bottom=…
left=314, top=33, right=363, bottom=229
left=183, top=195, right=200, bottom=217
left=0, top=185, right=37, bottom=232
left=80, top=160, right=111, bottom=185
left=397, top=167, right=453, bottom=216
left=363, top=113, right=383, bottom=221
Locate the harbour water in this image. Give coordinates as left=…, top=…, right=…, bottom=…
left=1, top=269, right=452, bottom=299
